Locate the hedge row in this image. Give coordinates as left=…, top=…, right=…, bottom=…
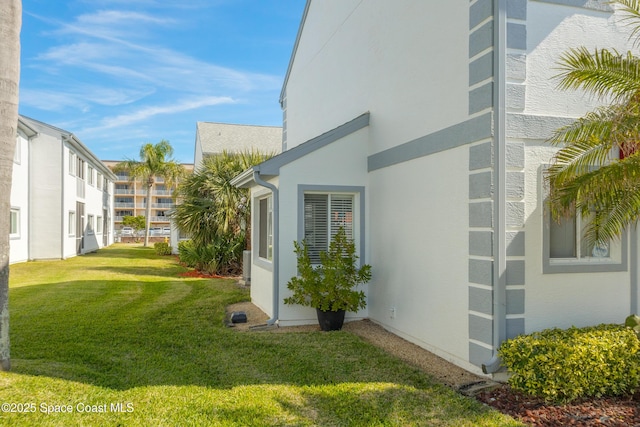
left=498, top=324, right=640, bottom=403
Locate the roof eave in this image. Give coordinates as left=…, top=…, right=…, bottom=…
left=279, top=0, right=312, bottom=106
left=230, top=167, right=258, bottom=188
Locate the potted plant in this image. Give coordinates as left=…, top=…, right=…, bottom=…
left=284, top=228, right=372, bottom=331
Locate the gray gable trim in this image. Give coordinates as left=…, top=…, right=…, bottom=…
left=532, top=0, right=612, bottom=12
left=279, top=0, right=312, bottom=106
left=368, top=112, right=493, bottom=172
left=257, top=112, right=370, bottom=176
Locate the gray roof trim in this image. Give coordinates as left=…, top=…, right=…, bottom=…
left=17, top=117, right=38, bottom=138
left=279, top=0, right=312, bottom=105
left=368, top=112, right=493, bottom=171
left=230, top=112, right=370, bottom=188
left=258, top=112, right=370, bottom=176
left=230, top=167, right=256, bottom=188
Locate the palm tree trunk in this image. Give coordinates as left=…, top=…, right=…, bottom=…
left=144, top=180, right=153, bottom=247
left=0, top=0, right=22, bottom=372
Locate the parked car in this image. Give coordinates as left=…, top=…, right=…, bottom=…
left=150, top=227, right=163, bottom=236
left=121, top=227, right=134, bottom=236
left=163, top=227, right=171, bottom=235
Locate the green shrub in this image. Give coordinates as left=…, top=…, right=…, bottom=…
left=177, top=232, right=244, bottom=276
left=154, top=241, right=172, bottom=256
left=284, top=228, right=371, bottom=312
left=498, top=324, right=640, bottom=403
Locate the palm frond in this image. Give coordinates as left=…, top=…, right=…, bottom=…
left=613, top=0, right=640, bottom=46
left=556, top=47, right=640, bottom=102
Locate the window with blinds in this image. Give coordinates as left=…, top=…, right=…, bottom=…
left=259, top=196, right=273, bottom=260
left=304, top=193, right=354, bottom=263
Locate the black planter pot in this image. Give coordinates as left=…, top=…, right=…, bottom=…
left=316, top=309, right=346, bottom=331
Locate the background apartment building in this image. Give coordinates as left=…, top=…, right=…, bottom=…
left=102, top=161, right=193, bottom=234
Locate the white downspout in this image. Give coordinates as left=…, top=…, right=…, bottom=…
left=252, top=170, right=280, bottom=326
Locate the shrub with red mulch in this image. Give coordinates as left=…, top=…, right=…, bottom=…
left=476, top=384, right=640, bottom=426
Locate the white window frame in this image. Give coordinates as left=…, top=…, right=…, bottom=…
left=542, top=176, right=627, bottom=274
left=97, top=216, right=103, bottom=234
left=88, top=166, right=94, bottom=186
left=69, top=152, right=76, bottom=176
left=10, top=208, right=19, bottom=238
left=87, top=214, right=94, bottom=234
left=13, top=136, right=20, bottom=164
left=258, top=196, right=273, bottom=261
left=97, top=172, right=103, bottom=190
left=69, top=211, right=76, bottom=236
left=297, top=185, right=365, bottom=266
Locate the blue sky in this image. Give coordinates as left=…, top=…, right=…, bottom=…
left=19, top=0, right=306, bottom=163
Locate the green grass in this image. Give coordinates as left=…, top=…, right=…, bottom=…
left=0, top=244, right=522, bottom=426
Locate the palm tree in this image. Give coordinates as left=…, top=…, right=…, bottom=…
left=171, top=150, right=273, bottom=247
left=0, top=0, right=21, bottom=371
left=546, top=0, right=640, bottom=248
left=115, top=140, right=185, bottom=247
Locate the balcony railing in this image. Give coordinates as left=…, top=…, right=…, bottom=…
left=114, top=202, right=135, bottom=208
left=153, top=189, right=172, bottom=195
left=114, top=188, right=135, bottom=195
left=152, top=203, right=174, bottom=209
left=150, top=216, right=170, bottom=222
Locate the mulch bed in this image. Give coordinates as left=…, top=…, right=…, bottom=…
left=475, top=384, right=640, bottom=426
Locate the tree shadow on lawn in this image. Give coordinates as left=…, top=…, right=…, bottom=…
left=81, top=245, right=153, bottom=260
left=87, top=265, right=191, bottom=279
left=7, top=279, right=436, bottom=393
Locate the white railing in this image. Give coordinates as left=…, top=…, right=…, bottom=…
left=114, top=202, right=135, bottom=208
left=152, top=203, right=174, bottom=209
left=150, top=216, right=170, bottom=222
left=114, top=189, right=135, bottom=195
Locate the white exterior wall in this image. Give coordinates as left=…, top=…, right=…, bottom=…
left=62, top=143, right=78, bottom=258
left=517, top=2, right=635, bottom=332
left=194, top=133, right=204, bottom=169
left=83, top=162, right=107, bottom=254
left=16, top=117, right=114, bottom=261
left=526, top=2, right=630, bottom=117
left=29, top=131, right=64, bottom=260
left=285, top=1, right=470, bottom=154
left=9, top=132, right=30, bottom=264
left=368, top=145, right=472, bottom=365
left=523, top=144, right=629, bottom=332
left=277, top=129, right=369, bottom=326
left=275, top=0, right=478, bottom=368
left=265, top=0, right=638, bottom=372
left=250, top=184, right=278, bottom=318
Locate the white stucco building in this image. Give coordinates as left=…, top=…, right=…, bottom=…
left=9, top=116, right=117, bottom=264
left=232, top=0, right=636, bottom=375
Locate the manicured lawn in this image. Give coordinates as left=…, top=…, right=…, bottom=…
left=1, top=244, right=521, bottom=426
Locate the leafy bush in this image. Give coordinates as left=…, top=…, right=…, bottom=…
left=177, top=232, right=245, bottom=276
left=499, top=324, right=640, bottom=403
left=284, top=228, right=371, bottom=312
left=154, top=241, right=172, bottom=256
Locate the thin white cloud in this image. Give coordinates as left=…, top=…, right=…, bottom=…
left=20, top=85, right=155, bottom=111
left=76, top=10, right=175, bottom=26
left=80, top=95, right=236, bottom=133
